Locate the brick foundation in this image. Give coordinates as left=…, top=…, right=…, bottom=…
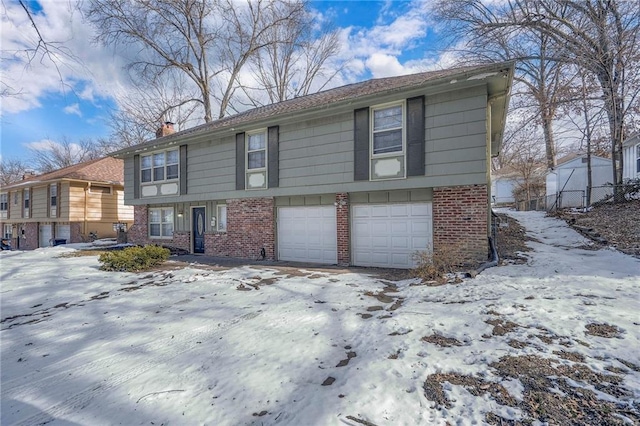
left=433, top=184, right=488, bottom=263
left=205, top=198, right=275, bottom=260
left=336, top=193, right=350, bottom=266
left=172, top=231, right=191, bottom=252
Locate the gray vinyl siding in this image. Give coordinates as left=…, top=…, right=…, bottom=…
left=124, top=156, right=135, bottom=200
left=123, top=84, right=490, bottom=204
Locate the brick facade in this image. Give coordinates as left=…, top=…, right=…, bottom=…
left=128, top=205, right=150, bottom=246
left=336, top=193, right=350, bottom=266
left=433, top=184, right=488, bottom=263
left=172, top=231, right=191, bottom=252
left=19, top=222, right=38, bottom=250
left=70, top=222, right=83, bottom=244
left=205, top=197, right=275, bottom=260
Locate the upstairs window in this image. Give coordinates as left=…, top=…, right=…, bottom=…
left=23, top=189, right=30, bottom=218
left=372, top=104, right=404, bottom=155
left=246, top=130, right=267, bottom=189
left=50, top=185, right=57, bottom=218
left=0, top=193, right=7, bottom=219
left=141, top=149, right=179, bottom=183
left=636, top=144, right=640, bottom=174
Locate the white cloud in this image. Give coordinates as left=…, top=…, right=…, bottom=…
left=63, top=103, right=82, bottom=117
left=366, top=53, right=406, bottom=78
left=0, top=1, right=131, bottom=116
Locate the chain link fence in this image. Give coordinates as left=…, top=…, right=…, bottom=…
left=516, top=181, right=640, bottom=212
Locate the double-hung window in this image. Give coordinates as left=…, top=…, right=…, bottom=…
left=3, top=224, right=11, bottom=239
left=149, top=207, right=174, bottom=238
left=370, top=102, right=406, bottom=180
left=50, top=184, right=57, bottom=218
left=0, top=193, right=7, bottom=219
left=246, top=130, right=267, bottom=189
left=636, top=144, right=640, bottom=175
left=23, top=189, right=30, bottom=218
left=141, top=150, right=179, bottom=183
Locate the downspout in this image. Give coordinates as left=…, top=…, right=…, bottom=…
left=467, top=233, right=499, bottom=278
left=84, top=182, right=89, bottom=237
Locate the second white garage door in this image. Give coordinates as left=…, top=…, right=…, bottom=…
left=278, top=206, right=337, bottom=264
left=352, top=203, right=433, bottom=269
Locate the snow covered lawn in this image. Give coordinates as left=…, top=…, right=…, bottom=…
left=1, top=210, right=639, bottom=425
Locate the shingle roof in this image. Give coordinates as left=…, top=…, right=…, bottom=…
left=114, top=62, right=513, bottom=155
left=1, top=157, right=124, bottom=190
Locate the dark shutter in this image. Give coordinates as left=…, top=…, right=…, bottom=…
left=179, top=144, right=188, bottom=195
left=235, top=132, right=246, bottom=190
left=133, top=155, right=140, bottom=199
left=268, top=126, right=279, bottom=188
left=354, top=107, right=370, bottom=181
left=47, top=184, right=51, bottom=217
left=406, top=96, right=425, bottom=176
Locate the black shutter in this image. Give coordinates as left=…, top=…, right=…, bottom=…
left=406, top=96, right=425, bottom=176
left=179, top=145, right=188, bottom=195
left=236, top=132, right=246, bottom=190
left=133, top=155, right=140, bottom=199
left=354, top=107, right=370, bottom=181
left=47, top=185, right=50, bottom=217
left=268, top=126, right=279, bottom=188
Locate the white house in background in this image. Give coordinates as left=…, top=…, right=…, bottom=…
left=491, top=168, right=521, bottom=205
left=546, top=154, right=613, bottom=208
left=622, top=134, right=640, bottom=180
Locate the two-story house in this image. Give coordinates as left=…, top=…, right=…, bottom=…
left=0, top=157, right=133, bottom=249
left=112, top=62, right=514, bottom=269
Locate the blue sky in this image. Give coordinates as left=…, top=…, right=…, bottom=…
left=1, top=1, right=447, bottom=164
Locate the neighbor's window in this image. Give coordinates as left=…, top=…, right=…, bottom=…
left=89, top=185, right=112, bottom=194
left=217, top=204, right=227, bottom=232
left=23, top=188, right=30, bottom=218
left=50, top=184, right=57, bottom=218
left=0, top=193, right=7, bottom=218
left=141, top=149, right=179, bottom=183
left=3, top=224, right=11, bottom=239
left=149, top=207, right=174, bottom=238
left=372, top=103, right=404, bottom=155
left=636, top=144, right=640, bottom=174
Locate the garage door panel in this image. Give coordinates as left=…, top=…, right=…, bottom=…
left=352, top=203, right=432, bottom=269
left=278, top=206, right=337, bottom=264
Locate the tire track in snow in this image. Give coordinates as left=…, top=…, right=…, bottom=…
left=4, top=310, right=262, bottom=426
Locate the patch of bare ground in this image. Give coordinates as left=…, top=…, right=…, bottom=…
left=423, top=354, right=639, bottom=425
left=421, top=334, right=463, bottom=347
left=556, top=199, right=640, bottom=257
left=585, top=322, right=624, bottom=338
left=494, top=212, right=534, bottom=264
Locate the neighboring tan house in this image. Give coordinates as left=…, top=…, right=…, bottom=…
left=0, top=157, right=133, bottom=250
left=546, top=153, right=613, bottom=208
left=622, top=134, right=640, bottom=180
left=112, top=62, right=515, bottom=269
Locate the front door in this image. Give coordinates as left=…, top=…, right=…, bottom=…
left=192, top=207, right=205, bottom=254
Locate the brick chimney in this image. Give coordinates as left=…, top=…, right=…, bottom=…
left=156, top=121, right=175, bottom=138
left=22, top=171, right=36, bottom=180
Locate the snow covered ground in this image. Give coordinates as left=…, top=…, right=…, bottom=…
left=1, top=210, right=639, bottom=425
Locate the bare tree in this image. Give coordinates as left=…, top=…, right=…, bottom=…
left=439, top=0, right=640, bottom=185
left=29, top=137, right=102, bottom=173
left=0, top=159, right=29, bottom=186
left=240, top=10, right=342, bottom=107
left=85, top=0, right=311, bottom=123
left=434, top=1, right=575, bottom=170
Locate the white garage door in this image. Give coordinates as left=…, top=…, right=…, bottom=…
left=39, top=224, right=52, bottom=247
left=278, top=206, right=337, bottom=264
left=56, top=225, right=71, bottom=242
left=352, top=203, right=433, bottom=269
